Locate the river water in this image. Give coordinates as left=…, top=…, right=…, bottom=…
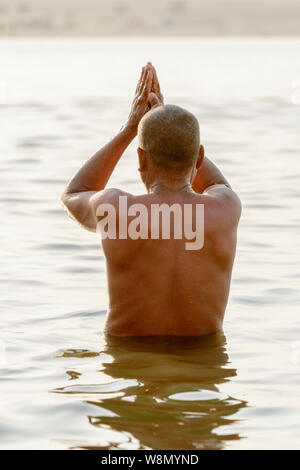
left=0, top=38, right=300, bottom=449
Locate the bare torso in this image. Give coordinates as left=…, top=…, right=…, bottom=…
left=61, top=63, right=241, bottom=337
left=101, top=188, right=238, bottom=336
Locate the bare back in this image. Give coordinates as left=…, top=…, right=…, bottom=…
left=61, top=66, right=242, bottom=337
left=100, top=186, right=240, bottom=336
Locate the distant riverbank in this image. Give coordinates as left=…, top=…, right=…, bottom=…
left=1, top=0, right=300, bottom=37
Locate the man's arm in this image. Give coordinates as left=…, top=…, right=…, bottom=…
left=61, top=65, right=154, bottom=232
left=192, top=155, right=231, bottom=193
left=61, top=127, right=136, bottom=232
left=193, top=155, right=242, bottom=221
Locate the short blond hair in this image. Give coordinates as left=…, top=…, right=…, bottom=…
left=138, top=104, right=200, bottom=172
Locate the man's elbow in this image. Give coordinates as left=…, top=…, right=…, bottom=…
left=61, top=191, right=75, bottom=221
left=61, top=193, right=78, bottom=226
left=60, top=190, right=96, bottom=233
left=61, top=189, right=71, bottom=208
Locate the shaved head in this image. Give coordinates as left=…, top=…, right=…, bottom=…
left=138, top=104, right=200, bottom=173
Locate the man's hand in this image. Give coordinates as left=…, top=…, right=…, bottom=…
left=125, top=62, right=164, bottom=132
left=126, top=65, right=153, bottom=132
left=148, top=62, right=164, bottom=108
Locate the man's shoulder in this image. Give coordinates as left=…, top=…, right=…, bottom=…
left=196, top=185, right=242, bottom=227
left=90, top=188, right=134, bottom=211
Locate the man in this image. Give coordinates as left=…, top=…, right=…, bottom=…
left=61, top=63, right=241, bottom=336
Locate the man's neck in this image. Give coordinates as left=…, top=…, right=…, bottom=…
left=149, top=177, right=192, bottom=193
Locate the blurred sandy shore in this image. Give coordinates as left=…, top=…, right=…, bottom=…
left=1, top=0, right=300, bottom=37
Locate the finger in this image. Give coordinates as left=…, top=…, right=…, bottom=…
left=142, top=70, right=153, bottom=98
left=135, top=67, right=145, bottom=94
left=150, top=65, right=161, bottom=95
left=140, top=69, right=149, bottom=95
left=138, top=65, right=150, bottom=93
left=148, top=92, right=161, bottom=107
left=137, top=65, right=149, bottom=93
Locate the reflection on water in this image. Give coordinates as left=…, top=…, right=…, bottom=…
left=54, top=332, right=247, bottom=450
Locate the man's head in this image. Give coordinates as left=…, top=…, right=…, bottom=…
left=137, top=104, right=203, bottom=188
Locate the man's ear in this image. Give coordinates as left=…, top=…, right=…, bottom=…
left=196, top=145, right=205, bottom=169
left=138, top=147, right=147, bottom=172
